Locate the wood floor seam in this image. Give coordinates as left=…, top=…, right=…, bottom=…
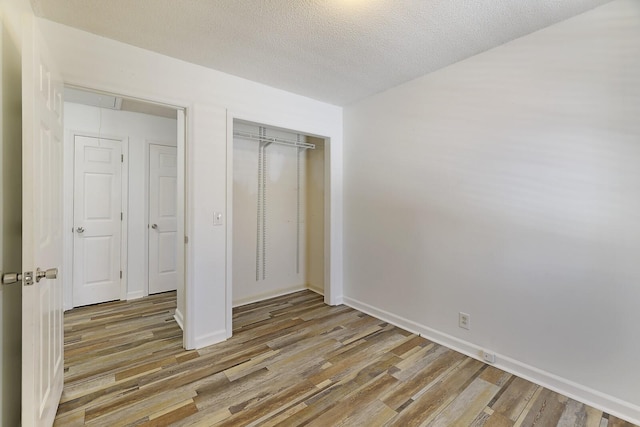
left=55, top=290, right=638, bottom=427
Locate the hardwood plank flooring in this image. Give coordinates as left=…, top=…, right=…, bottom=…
left=54, top=291, right=638, bottom=427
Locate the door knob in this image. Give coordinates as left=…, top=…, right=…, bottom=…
left=76, top=226, right=85, bottom=233
left=151, top=224, right=158, bottom=229
left=35, top=267, right=58, bottom=283
left=2, top=272, right=23, bottom=285
left=2, top=271, right=34, bottom=286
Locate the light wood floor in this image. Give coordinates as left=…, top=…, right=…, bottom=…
left=54, top=291, right=637, bottom=427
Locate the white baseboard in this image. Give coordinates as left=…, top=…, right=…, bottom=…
left=193, top=329, right=228, bottom=349
left=174, top=308, right=184, bottom=331
left=343, top=296, right=640, bottom=426
left=126, top=290, right=144, bottom=301
left=232, top=285, right=307, bottom=308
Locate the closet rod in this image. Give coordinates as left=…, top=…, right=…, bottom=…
left=233, top=131, right=315, bottom=150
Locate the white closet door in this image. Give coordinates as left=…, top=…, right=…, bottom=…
left=148, top=144, right=178, bottom=294
left=73, top=136, right=122, bottom=307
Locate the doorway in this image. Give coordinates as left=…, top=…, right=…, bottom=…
left=63, top=87, right=186, bottom=330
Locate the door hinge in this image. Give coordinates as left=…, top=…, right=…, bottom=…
left=121, top=154, right=124, bottom=163
left=120, top=270, right=122, bottom=279
left=184, top=236, right=189, bottom=244
left=121, top=212, right=123, bottom=221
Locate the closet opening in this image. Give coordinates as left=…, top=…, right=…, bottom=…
left=231, top=120, right=326, bottom=308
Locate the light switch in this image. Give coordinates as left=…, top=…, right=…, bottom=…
left=213, top=211, right=223, bottom=226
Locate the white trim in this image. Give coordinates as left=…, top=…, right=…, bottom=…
left=225, top=111, right=234, bottom=341
left=120, top=138, right=129, bottom=302
left=174, top=308, right=184, bottom=331
left=63, top=129, right=74, bottom=311
left=126, top=290, right=144, bottom=301
left=184, top=105, right=196, bottom=350
left=193, top=329, right=227, bottom=349
left=176, top=109, right=187, bottom=349
left=143, top=141, right=150, bottom=297
left=343, top=296, right=640, bottom=426
left=322, top=135, right=338, bottom=307
left=233, top=285, right=307, bottom=308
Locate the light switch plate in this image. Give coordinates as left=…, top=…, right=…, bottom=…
left=213, top=211, right=223, bottom=226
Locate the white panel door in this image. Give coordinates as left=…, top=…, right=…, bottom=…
left=149, top=144, right=177, bottom=294
left=73, top=136, right=122, bottom=306
left=21, top=16, right=64, bottom=427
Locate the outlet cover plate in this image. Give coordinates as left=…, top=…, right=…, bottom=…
left=459, top=312, right=470, bottom=330
left=483, top=351, right=496, bottom=364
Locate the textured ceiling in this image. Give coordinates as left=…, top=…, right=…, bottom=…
left=32, top=0, right=611, bottom=106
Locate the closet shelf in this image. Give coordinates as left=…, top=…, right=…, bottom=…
left=233, top=130, right=315, bottom=150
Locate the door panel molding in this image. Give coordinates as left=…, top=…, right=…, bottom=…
left=21, top=15, right=65, bottom=426
left=72, top=134, right=127, bottom=307
left=65, top=131, right=128, bottom=308
left=148, top=142, right=178, bottom=295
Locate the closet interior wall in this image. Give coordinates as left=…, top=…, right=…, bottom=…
left=233, top=121, right=324, bottom=306
left=305, top=136, right=325, bottom=295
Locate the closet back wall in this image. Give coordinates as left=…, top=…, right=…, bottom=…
left=233, top=123, right=324, bottom=306
left=63, top=102, right=178, bottom=309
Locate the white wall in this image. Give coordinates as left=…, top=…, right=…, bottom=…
left=0, top=0, right=27, bottom=423
left=343, top=0, right=640, bottom=423
left=37, top=18, right=343, bottom=349
left=63, top=102, right=177, bottom=308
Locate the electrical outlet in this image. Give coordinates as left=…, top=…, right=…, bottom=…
left=482, top=351, right=496, bottom=364
left=459, top=312, right=470, bottom=330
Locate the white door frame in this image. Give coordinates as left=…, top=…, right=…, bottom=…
left=65, top=131, right=128, bottom=309
left=226, top=113, right=336, bottom=338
